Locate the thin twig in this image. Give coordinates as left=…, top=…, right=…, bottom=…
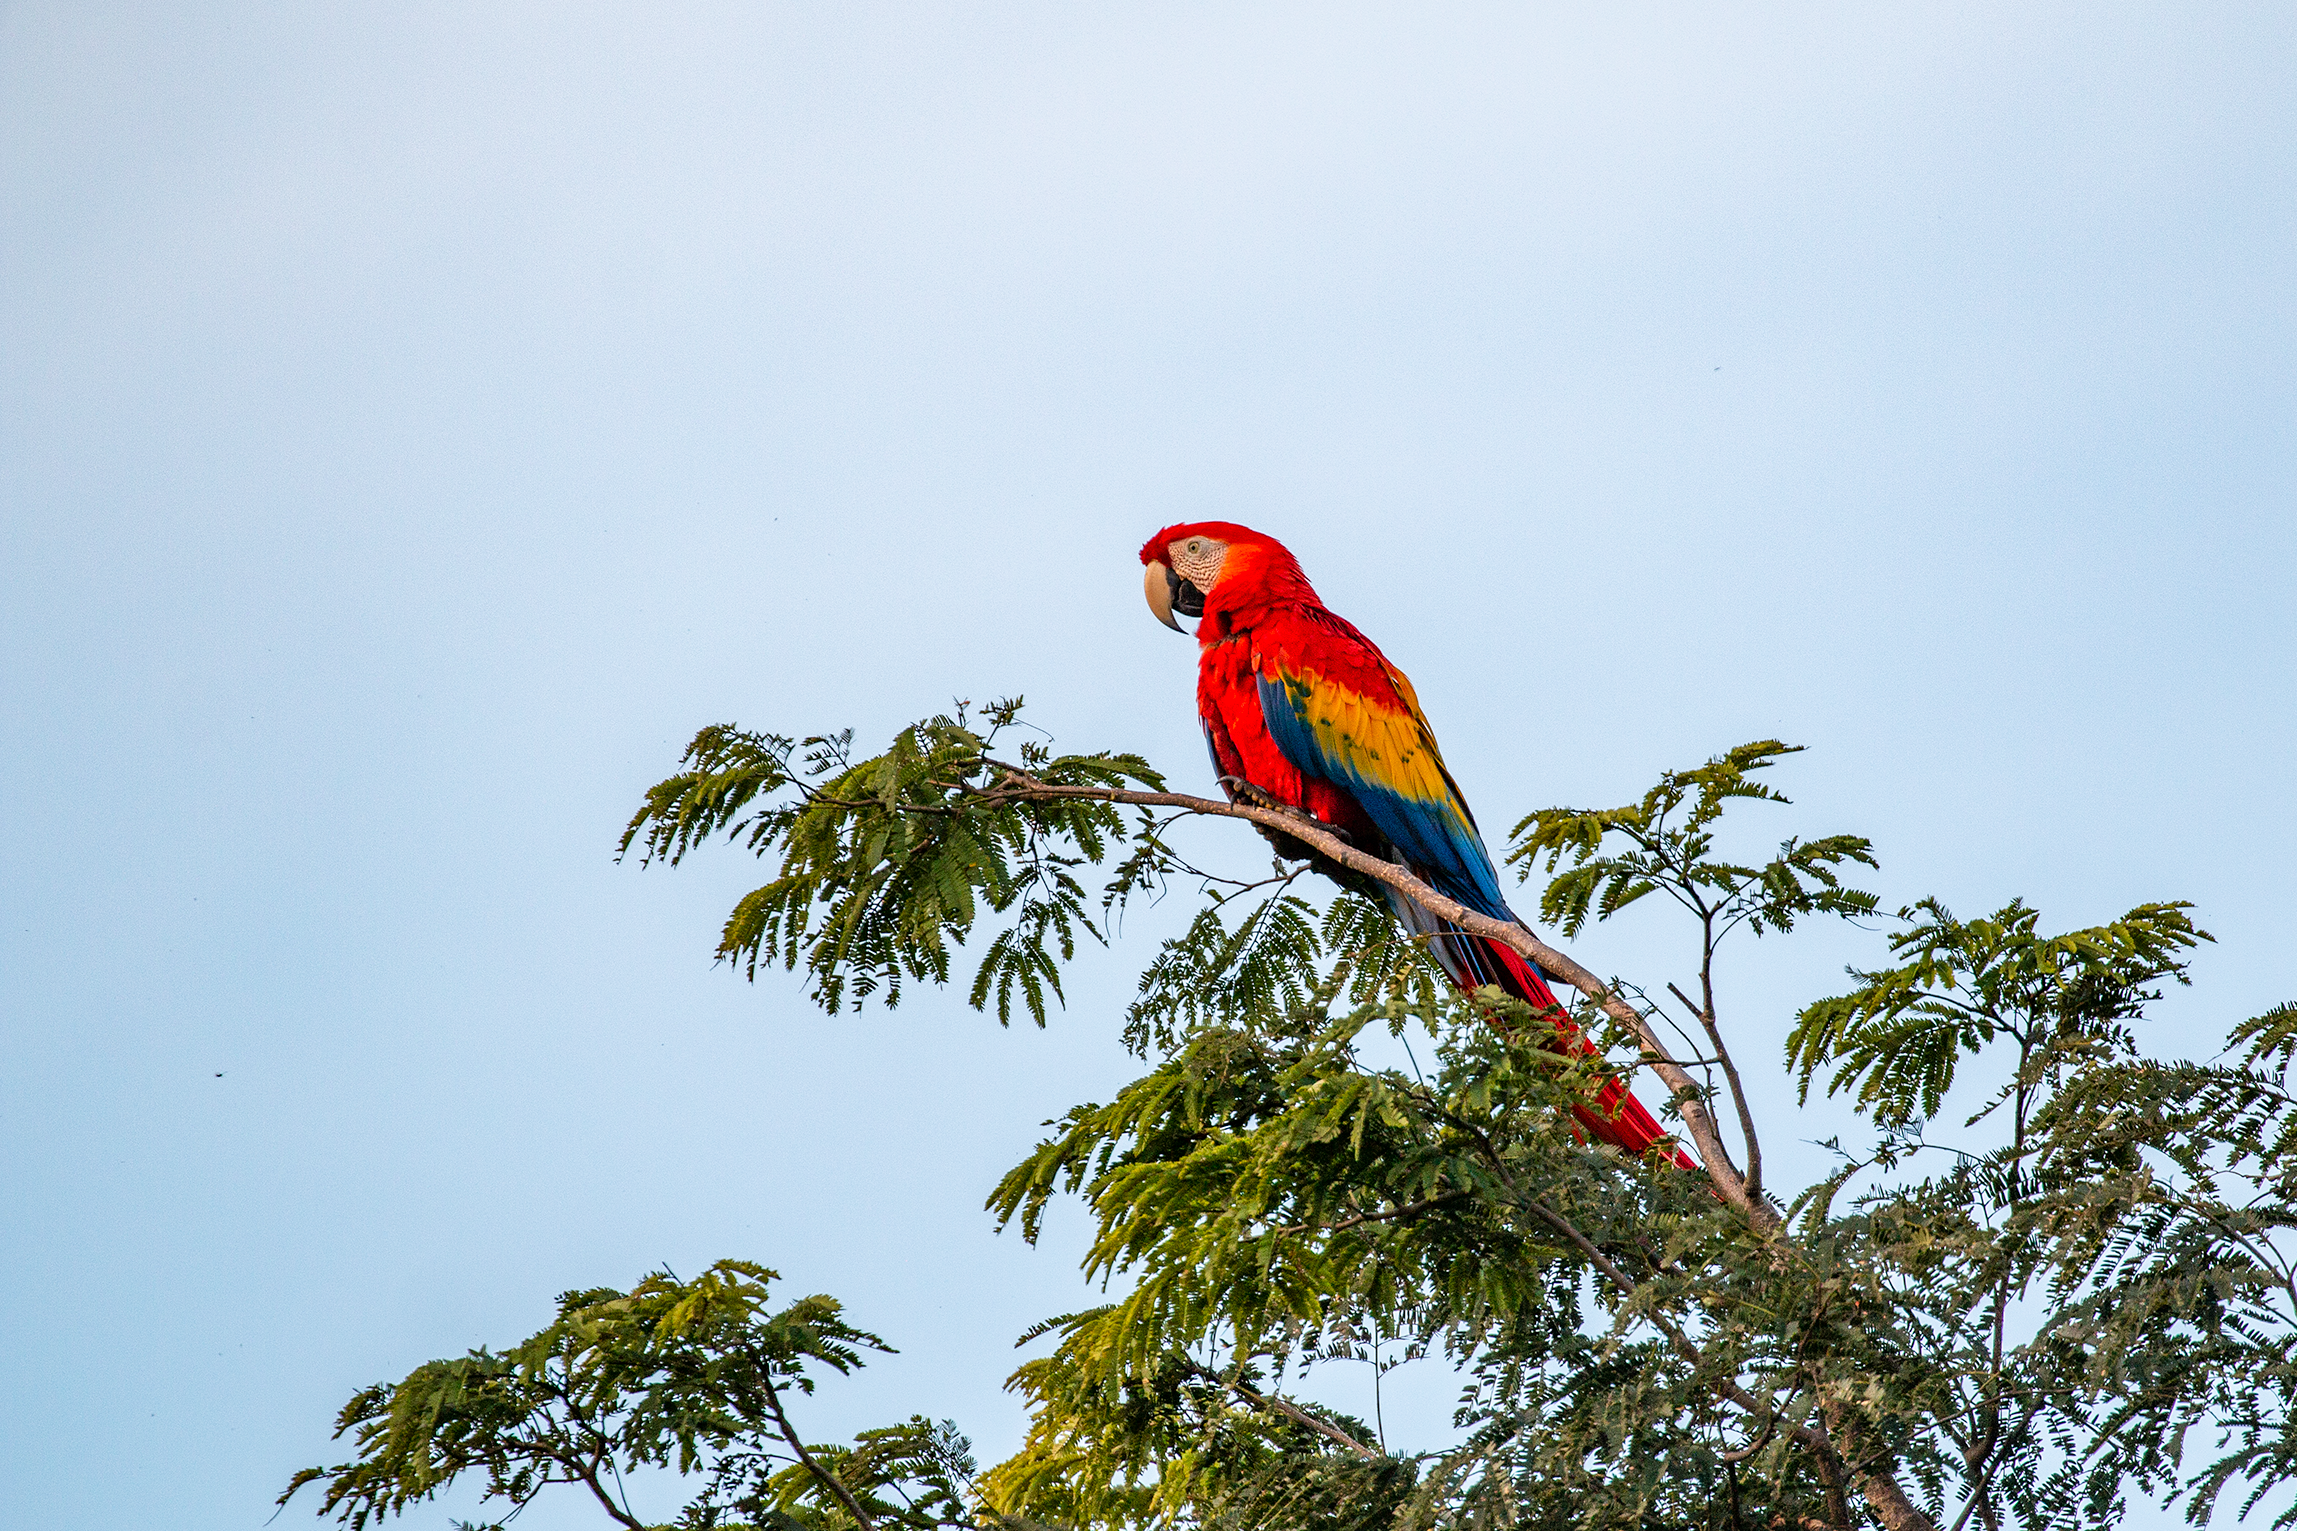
left=1672, top=979, right=1764, bottom=1202
left=1179, top=1361, right=1381, bottom=1460
left=1270, top=1190, right=1472, bottom=1237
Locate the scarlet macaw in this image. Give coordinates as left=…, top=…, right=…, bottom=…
left=1139, top=521, right=1684, bottom=1163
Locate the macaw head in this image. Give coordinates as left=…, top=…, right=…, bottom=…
left=1138, top=521, right=1309, bottom=634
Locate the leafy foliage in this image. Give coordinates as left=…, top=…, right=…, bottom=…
left=279, top=1260, right=971, bottom=1531
left=618, top=701, right=1166, bottom=1025
left=1786, top=896, right=2206, bottom=1126
left=2022, top=1001, right=2297, bottom=1528
left=1769, top=896, right=2239, bottom=1530
left=291, top=705, right=2297, bottom=1531
left=1507, top=740, right=1882, bottom=1205
left=1121, top=891, right=1448, bottom=1058
left=978, top=960, right=1816, bottom=1530
left=1508, top=740, right=1879, bottom=944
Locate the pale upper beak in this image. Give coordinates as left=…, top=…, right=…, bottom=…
left=1143, top=562, right=1205, bottom=632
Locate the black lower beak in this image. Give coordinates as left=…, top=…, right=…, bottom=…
left=1147, top=563, right=1207, bottom=632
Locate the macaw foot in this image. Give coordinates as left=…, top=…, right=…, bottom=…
left=1215, top=774, right=1286, bottom=811
left=1216, top=776, right=1350, bottom=837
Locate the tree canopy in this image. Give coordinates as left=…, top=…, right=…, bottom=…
left=284, top=699, right=2297, bottom=1531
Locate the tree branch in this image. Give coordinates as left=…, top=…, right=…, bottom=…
left=1672, top=978, right=1764, bottom=1203
left=564, top=1449, right=647, bottom=1531
left=1455, top=1051, right=1932, bottom=1529
left=1269, top=1189, right=1471, bottom=1237
left=969, top=769, right=1771, bottom=1228
left=1828, top=1403, right=1942, bottom=1531
left=757, top=1367, right=876, bottom=1530
left=1179, top=1361, right=1381, bottom=1461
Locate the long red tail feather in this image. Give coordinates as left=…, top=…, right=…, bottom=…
left=1477, top=939, right=1698, bottom=1170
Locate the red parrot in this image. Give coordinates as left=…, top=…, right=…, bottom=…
left=1140, top=521, right=1687, bottom=1164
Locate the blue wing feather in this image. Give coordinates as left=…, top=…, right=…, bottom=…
left=1254, top=670, right=1515, bottom=922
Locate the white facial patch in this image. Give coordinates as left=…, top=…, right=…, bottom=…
left=1169, top=537, right=1228, bottom=593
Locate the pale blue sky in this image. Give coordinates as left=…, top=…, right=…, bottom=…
left=4, top=6, right=2293, bottom=1527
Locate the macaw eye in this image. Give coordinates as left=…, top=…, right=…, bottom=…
left=1185, top=539, right=1202, bottom=553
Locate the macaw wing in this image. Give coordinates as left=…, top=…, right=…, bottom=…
left=1254, top=660, right=1514, bottom=922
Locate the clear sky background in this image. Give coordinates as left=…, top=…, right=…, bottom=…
left=4, top=5, right=2293, bottom=1527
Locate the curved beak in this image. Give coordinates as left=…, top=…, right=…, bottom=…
left=1143, top=563, right=1207, bottom=633
left=1144, top=561, right=1184, bottom=631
